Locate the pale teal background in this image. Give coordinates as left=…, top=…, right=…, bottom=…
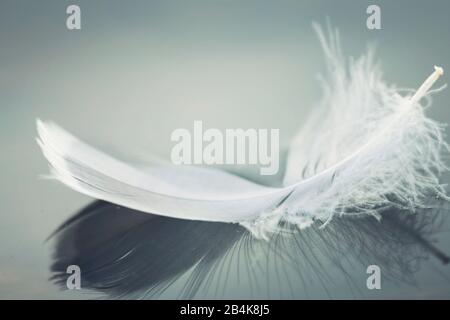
left=0, top=0, right=450, bottom=298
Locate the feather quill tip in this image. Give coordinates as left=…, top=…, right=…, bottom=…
left=434, top=66, right=444, bottom=76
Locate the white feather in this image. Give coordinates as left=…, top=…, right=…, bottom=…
left=36, top=24, right=448, bottom=238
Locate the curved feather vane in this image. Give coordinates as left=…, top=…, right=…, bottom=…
left=36, top=119, right=289, bottom=223
left=36, top=25, right=448, bottom=237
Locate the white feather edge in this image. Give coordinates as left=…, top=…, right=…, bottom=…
left=36, top=119, right=294, bottom=223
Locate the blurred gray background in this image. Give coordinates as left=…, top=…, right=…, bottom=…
left=0, top=0, right=450, bottom=299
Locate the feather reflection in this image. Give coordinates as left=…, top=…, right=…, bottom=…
left=49, top=199, right=449, bottom=299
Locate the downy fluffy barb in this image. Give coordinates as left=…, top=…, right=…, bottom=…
left=279, top=24, right=449, bottom=233
left=36, top=24, right=449, bottom=239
